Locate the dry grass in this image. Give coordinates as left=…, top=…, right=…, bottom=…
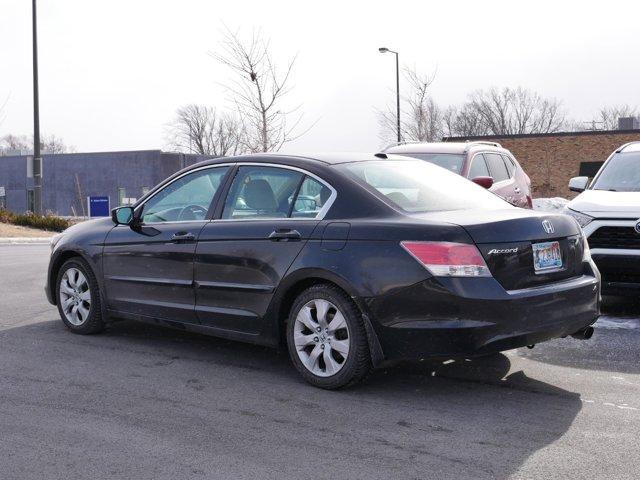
left=0, top=222, right=55, bottom=238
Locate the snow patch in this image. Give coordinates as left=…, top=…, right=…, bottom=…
left=595, top=317, right=640, bottom=330
left=532, top=197, right=569, bottom=212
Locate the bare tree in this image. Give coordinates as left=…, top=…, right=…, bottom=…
left=42, top=134, right=74, bottom=153
left=378, top=68, right=443, bottom=144
left=1, top=134, right=30, bottom=151
left=1, top=133, right=73, bottom=153
left=464, top=87, right=565, bottom=136
left=167, top=104, right=244, bottom=156
left=442, top=104, right=490, bottom=138
left=212, top=27, right=305, bottom=153
left=594, top=105, right=638, bottom=130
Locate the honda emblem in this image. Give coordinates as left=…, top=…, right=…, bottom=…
left=542, top=220, right=555, bottom=234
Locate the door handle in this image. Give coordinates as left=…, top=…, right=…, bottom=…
left=268, top=229, right=301, bottom=242
left=171, top=231, right=196, bottom=243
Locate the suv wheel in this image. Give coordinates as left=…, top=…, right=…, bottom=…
left=56, top=258, right=105, bottom=334
left=286, top=284, right=371, bottom=389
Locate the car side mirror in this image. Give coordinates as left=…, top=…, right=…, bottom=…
left=472, top=176, right=494, bottom=189
left=569, top=176, right=589, bottom=193
left=112, top=206, right=135, bottom=225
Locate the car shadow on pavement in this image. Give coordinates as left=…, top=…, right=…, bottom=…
left=0, top=319, right=582, bottom=480
left=517, top=296, right=640, bottom=375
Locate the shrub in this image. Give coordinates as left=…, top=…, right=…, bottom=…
left=0, top=209, right=71, bottom=232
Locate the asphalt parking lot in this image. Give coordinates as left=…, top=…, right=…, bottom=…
left=1, top=244, right=639, bottom=480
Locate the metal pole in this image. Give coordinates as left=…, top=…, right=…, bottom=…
left=395, top=52, right=401, bottom=142
left=32, top=0, right=42, bottom=214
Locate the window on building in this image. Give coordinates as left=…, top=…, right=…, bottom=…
left=118, top=188, right=126, bottom=206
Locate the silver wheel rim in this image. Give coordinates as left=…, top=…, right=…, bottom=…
left=59, top=267, right=91, bottom=326
left=293, top=299, right=350, bottom=377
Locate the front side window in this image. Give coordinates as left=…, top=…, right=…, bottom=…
left=485, top=153, right=510, bottom=182
left=395, top=153, right=465, bottom=174
left=140, top=167, right=228, bottom=223
left=467, top=154, right=490, bottom=179
left=592, top=152, right=640, bottom=192
left=337, top=159, right=510, bottom=213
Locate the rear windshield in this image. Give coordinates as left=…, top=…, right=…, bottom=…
left=592, top=152, right=640, bottom=192
left=394, top=153, right=465, bottom=174
left=337, top=159, right=511, bottom=213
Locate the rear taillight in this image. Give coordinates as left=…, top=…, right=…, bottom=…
left=400, top=241, right=491, bottom=277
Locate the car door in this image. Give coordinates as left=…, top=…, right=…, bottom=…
left=194, top=164, right=336, bottom=334
left=102, top=165, right=230, bottom=322
left=484, top=152, right=515, bottom=205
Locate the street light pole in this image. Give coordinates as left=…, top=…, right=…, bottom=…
left=32, top=0, right=42, bottom=214
left=378, top=47, right=401, bottom=143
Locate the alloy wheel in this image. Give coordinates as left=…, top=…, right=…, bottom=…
left=293, top=299, right=350, bottom=377
left=59, top=267, right=92, bottom=326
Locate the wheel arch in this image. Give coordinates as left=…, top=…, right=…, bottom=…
left=49, top=249, right=109, bottom=323
left=267, top=268, right=385, bottom=366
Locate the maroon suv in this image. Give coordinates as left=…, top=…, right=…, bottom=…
left=384, top=141, right=533, bottom=208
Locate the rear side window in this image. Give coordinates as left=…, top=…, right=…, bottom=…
left=485, top=153, right=509, bottom=182
left=222, top=166, right=334, bottom=219
left=502, top=154, right=516, bottom=177
left=467, top=154, right=490, bottom=179
left=291, top=176, right=333, bottom=218
left=337, top=159, right=510, bottom=213
left=223, top=166, right=303, bottom=219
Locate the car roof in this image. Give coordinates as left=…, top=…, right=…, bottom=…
left=194, top=152, right=397, bottom=167
left=384, top=141, right=510, bottom=156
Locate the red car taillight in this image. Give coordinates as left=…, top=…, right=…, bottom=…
left=400, top=241, right=491, bottom=277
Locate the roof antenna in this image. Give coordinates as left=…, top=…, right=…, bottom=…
left=374, top=153, right=388, bottom=159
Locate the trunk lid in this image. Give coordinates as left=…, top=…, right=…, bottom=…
left=412, top=209, right=584, bottom=290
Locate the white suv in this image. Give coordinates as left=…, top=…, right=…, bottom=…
left=564, top=141, right=640, bottom=295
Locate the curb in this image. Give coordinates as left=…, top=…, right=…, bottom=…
left=0, top=237, right=52, bottom=245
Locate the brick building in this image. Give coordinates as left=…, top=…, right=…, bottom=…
left=446, top=129, right=640, bottom=198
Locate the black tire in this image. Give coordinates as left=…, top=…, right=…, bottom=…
left=286, top=284, right=372, bottom=389
left=55, top=257, right=105, bottom=335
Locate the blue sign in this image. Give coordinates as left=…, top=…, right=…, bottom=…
left=87, top=196, right=110, bottom=218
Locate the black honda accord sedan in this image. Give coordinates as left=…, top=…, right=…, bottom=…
left=46, top=153, right=600, bottom=388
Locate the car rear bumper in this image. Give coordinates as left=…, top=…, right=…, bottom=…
left=364, top=265, right=600, bottom=361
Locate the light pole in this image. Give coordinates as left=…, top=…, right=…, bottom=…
left=378, top=47, right=401, bottom=143
left=32, top=0, right=42, bottom=214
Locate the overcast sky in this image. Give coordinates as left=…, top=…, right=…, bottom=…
left=1, top=0, right=639, bottom=154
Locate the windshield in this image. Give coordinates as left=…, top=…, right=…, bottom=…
left=337, top=159, right=511, bottom=213
left=394, top=153, right=465, bottom=174
left=592, top=152, right=640, bottom=192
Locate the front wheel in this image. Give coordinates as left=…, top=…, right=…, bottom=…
left=286, top=284, right=371, bottom=389
left=56, top=258, right=105, bottom=334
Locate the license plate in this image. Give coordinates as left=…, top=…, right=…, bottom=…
left=532, top=241, right=562, bottom=273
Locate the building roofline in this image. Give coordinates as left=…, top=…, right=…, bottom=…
left=444, top=128, right=640, bottom=141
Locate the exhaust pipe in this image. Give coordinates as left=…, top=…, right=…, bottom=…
left=570, top=326, right=594, bottom=340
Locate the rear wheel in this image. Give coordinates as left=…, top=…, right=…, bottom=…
left=286, top=284, right=371, bottom=389
left=56, top=258, right=105, bottom=334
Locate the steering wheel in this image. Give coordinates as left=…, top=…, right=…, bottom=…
left=178, top=204, right=208, bottom=221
